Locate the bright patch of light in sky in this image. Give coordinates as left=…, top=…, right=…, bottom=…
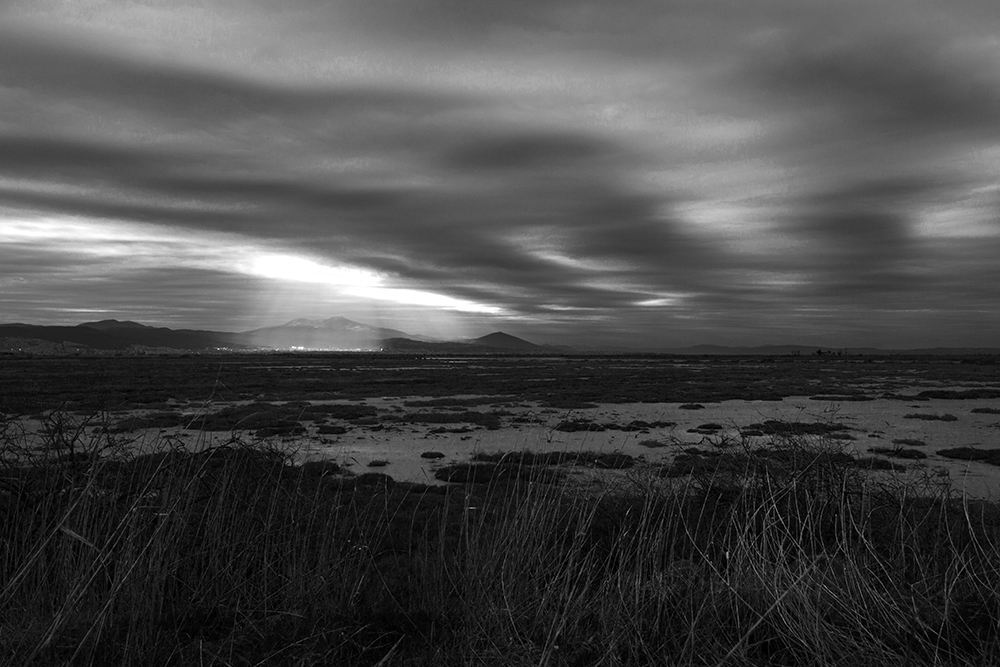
left=635, top=296, right=684, bottom=307
left=0, top=217, right=502, bottom=316
left=914, top=208, right=999, bottom=239
left=248, top=252, right=502, bottom=313
left=351, top=287, right=503, bottom=314
left=248, top=253, right=382, bottom=288
left=530, top=249, right=618, bottom=272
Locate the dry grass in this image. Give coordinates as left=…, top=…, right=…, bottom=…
left=3, top=410, right=1000, bottom=665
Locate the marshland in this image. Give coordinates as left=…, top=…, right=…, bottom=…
left=3, top=353, right=1000, bottom=665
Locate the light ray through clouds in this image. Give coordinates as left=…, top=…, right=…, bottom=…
left=0, top=219, right=503, bottom=320
left=250, top=253, right=502, bottom=314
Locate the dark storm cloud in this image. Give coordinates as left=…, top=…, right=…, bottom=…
left=3, top=1, right=1000, bottom=345
left=0, top=136, right=176, bottom=181
left=0, top=135, right=411, bottom=230
left=0, top=29, right=474, bottom=126
left=760, top=180, right=932, bottom=305
left=789, top=210, right=914, bottom=263
left=771, top=174, right=977, bottom=299
left=743, top=30, right=1000, bottom=141
left=342, top=0, right=823, bottom=60
left=441, top=132, right=621, bottom=172
left=711, top=9, right=1000, bottom=329
left=805, top=175, right=966, bottom=211
left=432, top=129, right=717, bottom=282
left=0, top=185, right=249, bottom=229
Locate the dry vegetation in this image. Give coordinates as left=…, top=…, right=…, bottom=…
left=3, top=410, right=1000, bottom=666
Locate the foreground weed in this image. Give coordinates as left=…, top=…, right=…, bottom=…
left=3, top=412, right=1000, bottom=665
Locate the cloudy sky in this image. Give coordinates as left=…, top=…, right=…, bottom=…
left=1, top=0, right=998, bottom=348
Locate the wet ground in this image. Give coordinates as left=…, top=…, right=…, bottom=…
left=3, top=353, right=999, bottom=496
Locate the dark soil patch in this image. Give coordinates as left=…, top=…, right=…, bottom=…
left=428, top=426, right=475, bottom=434
left=809, top=395, right=875, bottom=401
left=971, top=408, right=1000, bottom=415
left=626, top=420, right=676, bottom=429
left=679, top=403, right=705, bottom=410
left=540, top=399, right=601, bottom=409
left=917, top=389, right=1000, bottom=400
left=555, top=419, right=606, bottom=432
left=938, top=448, right=1000, bottom=465
left=892, top=438, right=928, bottom=447
left=904, top=413, right=958, bottom=422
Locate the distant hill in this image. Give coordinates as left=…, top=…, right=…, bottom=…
left=81, top=320, right=154, bottom=331
left=470, top=332, right=544, bottom=351
left=378, top=333, right=555, bottom=354
left=1, top=317, right=543, bottom=353
left=378, top=338, right=495, bottom=354
left=0, top=321, right=242, bottom=351
left=0, top=317, right=447, bottom=352
left=3, top=318, right=999, bottom=355
left=662, top=344, right=1000, bottom=356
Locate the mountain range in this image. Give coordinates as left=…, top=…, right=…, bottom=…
left=0, top=317, right=554, bottom=353
left=1, top=318, right=998, bottom=355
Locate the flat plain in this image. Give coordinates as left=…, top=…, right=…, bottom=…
left=4, top=353, right=1000, bottom=495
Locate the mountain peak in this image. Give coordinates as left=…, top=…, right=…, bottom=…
left=472, top=331, right=542, bottom=350
left=80, top=320, right=150, bottom=331
left=283, top=318, right=325, bottom=328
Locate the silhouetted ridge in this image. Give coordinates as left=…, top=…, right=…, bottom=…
left=80, top=320, right=151, bottom=331
left=0, top=322, right=239, bottom=350
left=472, top=332, right=543, bottom=350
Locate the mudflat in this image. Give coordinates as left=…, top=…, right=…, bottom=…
left=4, top=353, right=999, bottom=495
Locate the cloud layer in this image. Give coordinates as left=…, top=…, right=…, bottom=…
left=1, top=1, right=998, bottom=347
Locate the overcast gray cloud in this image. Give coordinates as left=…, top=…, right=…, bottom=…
left=1, top=0, right=998, bottom=347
